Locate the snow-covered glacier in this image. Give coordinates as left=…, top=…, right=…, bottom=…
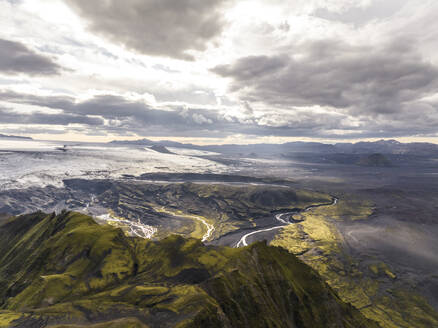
left=0, top=139, right=227, bottom=191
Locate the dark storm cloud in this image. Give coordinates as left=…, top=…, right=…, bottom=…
left=2, top=88, right=438, bottom=139
left=213, top=55, right=289, bottom=81
left=0, top=39, right=61, bottom=76
left=0, top=90, right=297, bottom=137
left=0, top=106, right=103, bottom=126
left=0, top=91, right=214, bottom=127
left=0, top=91, right=220, bottom=135
left=212, top=39, right=438, bottom=116
left=64, top=0, right=229, bottom=60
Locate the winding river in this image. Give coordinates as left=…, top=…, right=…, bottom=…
left=236, top=197, right=338, bottom=248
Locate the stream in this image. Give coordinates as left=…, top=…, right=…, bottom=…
left=236, top=197, right=338, bottom=247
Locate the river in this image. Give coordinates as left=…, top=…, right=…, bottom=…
left=236, top=197, right=338, bottom=247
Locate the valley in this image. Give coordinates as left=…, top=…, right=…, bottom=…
left=3, top=1, right=438, bottom=326
left=0, top=140, right=437, bottom=327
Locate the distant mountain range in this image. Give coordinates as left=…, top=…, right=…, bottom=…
left=110, top=138, right=438, bottom=157
left=0, top=134, right=32, bottom=140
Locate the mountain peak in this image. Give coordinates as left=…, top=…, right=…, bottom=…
left=375, top=139, right=401, bottom=145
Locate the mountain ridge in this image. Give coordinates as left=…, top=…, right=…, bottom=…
left=109, top=138, right=438, bottom=156
left=0, top=211, right=380, bottom=328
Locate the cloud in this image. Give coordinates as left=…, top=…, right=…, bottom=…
left=313, top=0, right=404, bottom=26
left=0, top=90, right=222, bottom=135
left=2, top=88, right=437, bottom=139
left=0, top=39, right=62, bottom=76
left=0, top=105, right=104, bottom=126
left=213, top=55, right=289, bottom=81
left=212, top=38, right=438, bottom=117
left=64, top=0, right=230, bottom=60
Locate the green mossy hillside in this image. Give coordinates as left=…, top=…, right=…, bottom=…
left=0, top=212, right=379, bottom=328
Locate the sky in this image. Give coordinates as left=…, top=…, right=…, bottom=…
left=1, top=0, right=438, bottom=144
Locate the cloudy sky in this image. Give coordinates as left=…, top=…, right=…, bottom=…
left=1, top=0, right=438, bottom=144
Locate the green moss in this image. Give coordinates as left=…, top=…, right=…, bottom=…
left=50, top=318, right=149, bottom=328
left=0, top=311, right=22, bottom=327
left=270, top=198, right=438, bottom=328
left=361, top=289, right=438, bottom=328
left=369, top=263, right=379, bottom=275
left=0, top=211, right=378, bottom=327
left=369, top=262, right=397, bottom=280
left=155, top=285, right=214, bottom=314
left=315, top=195, right=374, bottom=221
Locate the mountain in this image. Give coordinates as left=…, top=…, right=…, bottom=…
left=334, top=139, right=438, bottom=155
left=356, top=153, right=392, bottom=167
left=110, top=138, right=189, bottom=148
left=108, top=138, right=438, bottom=157
left=0, top=211, right=380, bottom=328
left=0, top=134, right=32, bottom=140
left=109, top=138, right=156, bottom=146
left=149, top=145, right=175, bottom=154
